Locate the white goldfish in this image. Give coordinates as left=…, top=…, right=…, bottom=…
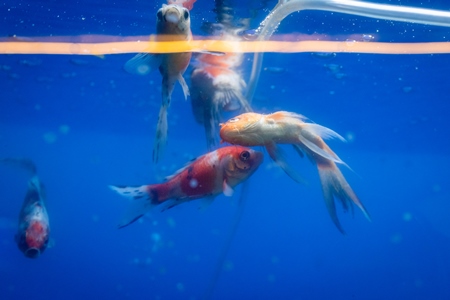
left=125, top=4, right=192, bottom=163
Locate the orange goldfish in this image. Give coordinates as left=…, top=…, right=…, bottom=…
left=109, top=146, right=263, bottom=228
left=124, top=4, right=192, bottom=163
left=219, top=111, right=370, bottom=233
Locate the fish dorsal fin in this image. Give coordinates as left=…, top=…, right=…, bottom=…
left=269, top=111, right=308, bottom=123
left=124, top=53, right=161, bottom=75
left=164, top=157, right=198, bottom=181
left=29, top=175, right=45, bottom=198
left=222, top=180, right=234, bottom=197
left=303, top=123, right=346, bottom=142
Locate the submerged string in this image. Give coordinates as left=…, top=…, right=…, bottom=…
left=202, top=181, right=250, bottom=300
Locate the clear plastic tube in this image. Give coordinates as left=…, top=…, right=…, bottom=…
left=246, top=0, right=450, bottom=103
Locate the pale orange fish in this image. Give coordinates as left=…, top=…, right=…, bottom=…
left=110, top=146, right=263, bottom=228
left=124, top=4, right=192, bottom=163
left=219, top=111, right=371, bottom=233
left=190, top=32, right=251, bottom=150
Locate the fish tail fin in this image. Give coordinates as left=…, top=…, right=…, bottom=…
left=204, top=107, right=218, bottom=150
left=109, top=185, right=157, bottom=229
left=235, top=92, right=252, bottom=112
left=153, top=105, right=169, bottom=163
left=214, top=77, right=251, bottom=113
left=317, top=162, right=371, bottom=234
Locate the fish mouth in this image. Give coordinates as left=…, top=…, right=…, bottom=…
left=164, top=11, right=180, bottom=24
left=24, top=247, right=41, bottom=258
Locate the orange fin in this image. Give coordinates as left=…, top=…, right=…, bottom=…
left=317, top=164, right=371, bottom=234
left=266, top=142, right=305, bottom=184
left=268, top=111, right=308, bottom=122
left=299, top=124, right=347, bottom=165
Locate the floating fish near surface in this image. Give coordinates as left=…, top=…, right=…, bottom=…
left=124, top=4, right=193, bottom=163
left=190, top=30, right=251, bottom=150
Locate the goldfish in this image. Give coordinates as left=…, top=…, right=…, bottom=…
left=15, top=175, right=51, bottom=258
left=191, top=52, right=251, bottom=150
left=124, top=4, right=193, bottom=163
left=190, top=28, right=251, bottom=150
left=219, top=111, right=371, bottom=233
left=1, top=158, right=51, bottom=258
left=109, top=146, right=263, bottom=228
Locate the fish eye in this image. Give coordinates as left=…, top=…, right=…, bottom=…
left=156, top=10, right=163, bottom=20
left=239, top=150, right=250, bottom=161
left=183, top=10, right=189, bottom=20
left=229, top=117, right=239, bottom=123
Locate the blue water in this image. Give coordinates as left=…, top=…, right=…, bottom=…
left=1, top=0, right=450, bottom=299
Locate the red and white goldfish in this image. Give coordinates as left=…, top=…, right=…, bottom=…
left=1, top=158, right=51, bottom=258
left=110, top=146, right=263, bottom=228
left=15, top=175, right=50, bottom=258
left=124, top=4, right=193, bottom=163
left=219, top=111, right=370, bottom=233
left=190, top=31, right=251, bottom=150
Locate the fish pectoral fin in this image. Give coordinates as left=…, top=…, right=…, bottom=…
left=124, top=53, right=161, bottom=75
left=177, top=74, right=190, bottom=100
left=198, top=196, right=215, bottom=210
left=109, top=185, right=155, bottom=229
left=47, top=238, right=56, bottom=248
left=291, top=144, right=304, bottom=158
left=222, top=180, right=234, bottom=197
left=266, top=142, right=305, bottom=184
